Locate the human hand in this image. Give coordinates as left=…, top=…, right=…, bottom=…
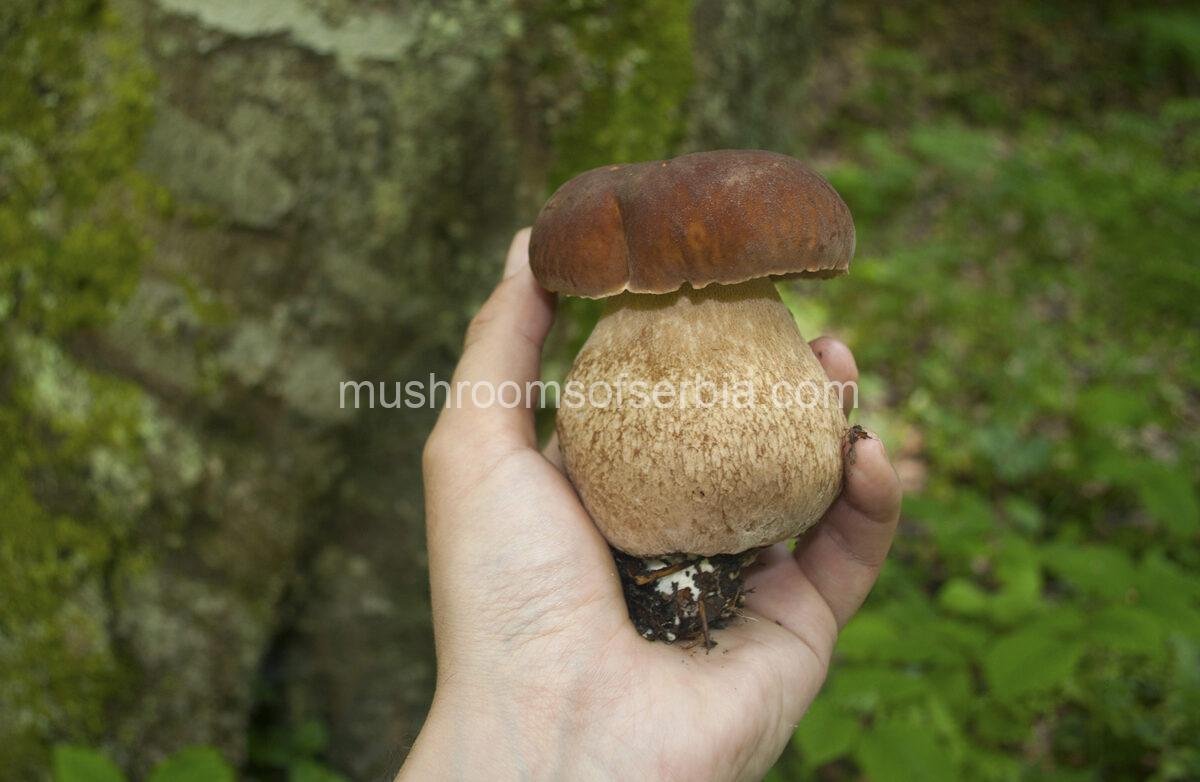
left=399, top=229, right=902, bottom=781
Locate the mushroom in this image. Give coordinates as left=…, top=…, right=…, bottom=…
left=530, top=150, right=856, bottom=644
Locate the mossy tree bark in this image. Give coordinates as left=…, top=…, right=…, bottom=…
left=103, top=1, right=531, bottom=776
left=0, top=0, right=827, bottom=778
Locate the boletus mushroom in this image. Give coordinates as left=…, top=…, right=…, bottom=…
left=530, top=149, right=856, bottom=646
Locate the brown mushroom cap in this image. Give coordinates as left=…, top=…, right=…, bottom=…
left=530, top=149, right=855, bottom=297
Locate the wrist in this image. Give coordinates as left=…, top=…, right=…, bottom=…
left=399, top=681, right=607, bottom=780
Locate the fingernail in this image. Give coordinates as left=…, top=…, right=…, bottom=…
left=504, top=228, right=532, bottom=279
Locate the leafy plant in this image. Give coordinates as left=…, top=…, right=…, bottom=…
left=761, top=5, right=1200, bottom=778
left=247, top=718, right=351, bottom=782
left=53, top=745, right=234, bottom=782
left=52, top=741, right=351, bottom=782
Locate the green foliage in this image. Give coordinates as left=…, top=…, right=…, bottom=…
left=47, top=717, right=349, bottom=782
left=248, top=718, right=351, bottom=782
left=52, top=746, right=125, bottom=782
left=834, top=2, right=1197, bottom=125
left=854, top=718, right=957, bottom=782
left=764, top=4, right=1200, bottom=779
left=147, top=747, right=235, bottom=782
left=52, top=744, right=236, bottom=782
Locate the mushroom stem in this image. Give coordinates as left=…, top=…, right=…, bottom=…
left=557, top=277, right=847, bottom=559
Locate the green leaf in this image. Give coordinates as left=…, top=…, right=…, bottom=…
left=1084, top=605, right=1167, bottom=656
left=854, top=718, right=957, bottom=782
left=1077, top=385, right=1153, bottom=430
left=923, top=666, right=974, bottom=712
left=148, top=747, right=234, bottom=782
left=1001, top=495, right=1044, bottom=534
left=1135, top=463, right=1200, bottom=536
left=907, top=492, right=996, bottom=559
left=836, top=611, right=900, bottom=660
left=851, top=608, right=975, bottom=667
left=1020, top=608, right=1088, bottom=637
left=290, top=760, right=350, bottom=782
left=826, top=667, right=928, bottom=712
left=991, top=540, right=1043, bottom=622
left=1137, top=550, right=1200, bottom=608
left=53, top=746, right=126, bottom=782
left=983, top=627, right=1084, bottom=702
left=793, top=699, right=860, bottom=768
left=1132, top=553, right=1200, bottom=641
left=938, top=578, right=990, bottom=617
left=290, top=719, right=330, bottom=755
left=1043, top=543, right=1136, bottom=600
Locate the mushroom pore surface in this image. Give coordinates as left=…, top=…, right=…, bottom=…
left=557, top=278, right=847, bottom=558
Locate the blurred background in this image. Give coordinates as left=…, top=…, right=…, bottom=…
left=2, top=1, right=1198, bottom=780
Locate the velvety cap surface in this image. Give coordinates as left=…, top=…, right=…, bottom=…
left=530, top=149, right=855, bottom=297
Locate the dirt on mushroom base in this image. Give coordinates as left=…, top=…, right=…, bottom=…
left=613, top=548, right=761, bottom=649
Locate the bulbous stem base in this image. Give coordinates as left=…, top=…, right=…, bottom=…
left=612, top=548, right=762, bottom=649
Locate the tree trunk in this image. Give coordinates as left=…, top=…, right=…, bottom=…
left=1, top=1, right=828, bottom=778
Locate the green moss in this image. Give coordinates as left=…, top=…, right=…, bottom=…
left=1, top=0, right=154, bottom=335
left=0, top=0, right=156, bottom=775
left=524, top=0, right=694, bottom=186
left=0, top=337, right=146, bottom=773
left=518, top=0, right=695, bottom=372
